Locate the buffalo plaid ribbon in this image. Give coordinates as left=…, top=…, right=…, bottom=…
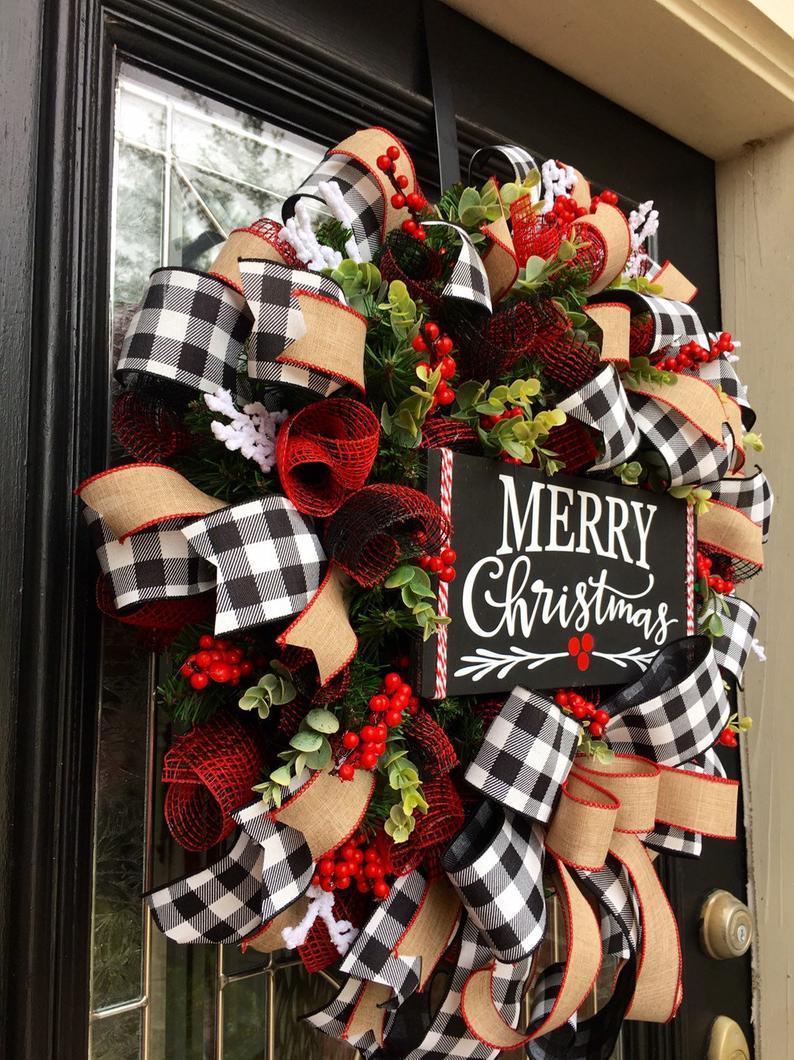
left=181, top=497, right=325, bottom=635
left=84, top=507, right=215, bottom=612
left=711, top=596, right=759, bottom=682
left=557, top=363, right=640, bottom=471
left=628, top=393, right=733, bottom=486
left=238, top=259, right=348, bottom=397
left=423, top=221, right=493, bottom=312
left=592, top=290, right=709, bottom=353
left=468, top=144, right=540, bottom=189
left=708, top=468, right=773, bottom=540
left=117, top=267, right=252, bottom=400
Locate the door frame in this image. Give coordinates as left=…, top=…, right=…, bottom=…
left=0, top=2, right=734, bottom=1057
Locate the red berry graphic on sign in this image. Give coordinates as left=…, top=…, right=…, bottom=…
left=568, top=636, right=580, bottom=657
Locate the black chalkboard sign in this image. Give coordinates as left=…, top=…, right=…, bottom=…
left=420, top=450, right=693, bottom=698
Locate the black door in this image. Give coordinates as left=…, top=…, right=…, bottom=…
left=0, top=1, right=751, bottom=1057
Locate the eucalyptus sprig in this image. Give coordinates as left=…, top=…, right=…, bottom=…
left=668, top=483, right=713, bottom=516
left=697, top=579, right=731, bottom=639
left=608, top=274, right=664, bottom=296
left=253, top=707, right=340, bottom=807
left=238, top=660, right=296, bottom=720
left=380, top=363, right=442, bottom=448
left=380, top=743, right=428, bottom=842
left=325, top=259, right=383, bottom=315
left=613, top=460, right=644, bottom=487
left=511, top=239, right=584, bottom=298
left=622, top=356, right=677, bottom=389
left=384, top=562, right=451, bottom=641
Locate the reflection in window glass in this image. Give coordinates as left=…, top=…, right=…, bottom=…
left=90, top=64, right=335, bottom=1059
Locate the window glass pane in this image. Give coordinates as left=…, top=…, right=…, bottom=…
left=90, top=62, right=342, bottom=1060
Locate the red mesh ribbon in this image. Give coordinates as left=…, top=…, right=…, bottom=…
left=244, top=217, right=302, bottom=268
left=545, top=419, right=599, bottom=474
left=96, top=575, right=214, bottom=632
left=379, top=230, right=443, bottom=309
left=420, top=417, right=480, bottom=454
left=163, top=712, right=263, bottom=853
left=297, top=887, right=369, bottom=973
left=407, top=708, right=459, bottom=777
left=276, top=397, right=380, bottom=517
left=564, top=221, right=607, bottom=288
left=629, top=311, right=655, bottom=357
left=453, top=299, right=541, bottom=382
left=389, top=776, right=465, bottom=878
left=510, top=195, right=565, bottom=266
left=325, top=484, right=451, bottom=587
left=530, top=298, right=599, bottom=390
left=112, top=391, right=193, bottom=463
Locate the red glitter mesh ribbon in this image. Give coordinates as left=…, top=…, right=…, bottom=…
left=162, top=712, right=263, bottom=853
left=325, top=484, right=451, bottom=587
left=545, top=419, right=599, bottom=474
left=378, top=230, right=443, bottom=309
left=510, top=195, right=565, bottom=266
left=407, top=708, right=459, bottom=777
left=276, top=397, right=380, bottom=517
left=389, top=776, right=465, bottom=878
left=112, top=391, right=194, bottom=463
left=453, top=299, right=541, bottom=381
left=564, top=221, right=607, bottom=289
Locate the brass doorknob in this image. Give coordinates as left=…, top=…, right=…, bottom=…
left=700, top=889, right=753, bottom=959
left=707, top=1016, right=751, bottom=1059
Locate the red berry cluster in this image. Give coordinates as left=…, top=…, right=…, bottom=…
left=312, top=831, right=393, bottom=899
left=339, top=673, right=419, bottom=779
left=696, top=551, right=735, bottom=595
left=413, top=322, right=457, bottom=407
left=717, top=727, right=738, bottom=748
left=589, top=188, right=619, bottom=211
left=549, top=194, right=589, bottom=226
left=661, top=332, right=734, bottom=373
left=180, top=634, right=256, bottom=690
left=376, top=145, right=429, bottom=241
left=418, top=545, right=457, bottom=583
left=554, top=689, right=610, bottom=739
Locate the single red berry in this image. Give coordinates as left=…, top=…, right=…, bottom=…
left=339, top=763, right=355, bottom=782
left=577, top=653, right=590, bottom=672
left=581, top=632, right=594, bottom=652
left=369, top=694, right=389, bottom=712
left=396, top=174, right=409, bottom=188
left=398, top=682, right=412, bottom=697
left=180, top=663, right=194, bottom=678
left=372, top=742, right=387, bottom=756
left=412, top=334, right=428, bottom=353
left=364, top=862, right=381, bottom=878
left=361, top=725, right=376, bottom=744
left=198, top=634, right=215, bottom=649
left=209, top=663, right=231, bottom=683
left=373, top=881, right=390, bottom=899
left=385, top=710, right=403, bottom=728
left=572, top=704, right=587, bottom=719
left=439, top=356, right=457, bottom=379
left=360, top=752, right=378, bottom=770
left=406, top=192, right=424, bottom=212
left=374, top=723, right=388, bottom=741
left=391, top=192, right=406, bottom=209
left=311, top=873, right=321, bottom=887
left=320, top=878, right=335, bottom=892
left=439, top=566, right=456, bottom=582
left=190, top=671, right=209, bottom=690
left=568, top=637, right=581, bottom=657
left=440, top=547, right=457, bottom=565
left=418, top=555, right=432, bottom=570
left=335, top=876, right=351, bottom=889
left=225, top=648, right=243, bottom=664
left=384, top=672, right=402, bottom=693
left=435, top=336, right=454, bottom=356
left=401, top=218, right=418, bottom=235
left=424, top=322, right=440, bottom=341
left=364, top=848, right=380, bottom=863
left=428, top=556, right=443, bottom=573
left=387, top=145, right=401, bottom=161
left=342, top=731, right=360, bottom=750
left=436, top=386, right=455, bottom=406
left=555, top=691, right=569, bottom=708
left=376, top=154, right=393, bottom=172
left=318, top=857, right=335, bottom=876
left=589, top=722, right=604, bottom=739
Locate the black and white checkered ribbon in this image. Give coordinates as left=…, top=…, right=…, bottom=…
left=238, top=259, right=347, bottom=397
left=602, top=635, right=729, bottom=765
left=84, top=507, right=215, bottom=611
left=711, top=596, right=759, bottom=682
left=708, top=468, right=773, bottom=540
left=468, top=144, right=540, bottom=191
left=628, top=392, right=734, bottom=487
left=557, top=363, right=641, bottom=471
left=117, top=267, right=252, bottom=400
left=592, top=290, right=709, bottom=353
left=283, top=153, right=384, bottom=261
left=699, top=350, right=753, bottom=424
left=423, top=221, right=493, bottom=312
left=146, top=797, right=313, bottom=944
left=181, top=497, right=326, bottom=635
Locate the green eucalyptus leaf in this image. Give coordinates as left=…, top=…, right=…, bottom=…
left=385, top=565, right=415, bottom=589
left=290, top=730, right=323, bottom=753
left=305, top=709, right=340, bottom=734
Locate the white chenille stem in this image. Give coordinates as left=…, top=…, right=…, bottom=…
left=280, top=886, right=357, bottom=955
left=204, top=389, right=286, bottom=473
left=318, top=180, right=363, bottom=264
left=279, top=200, right=343, bottom=271
left=539, top=159, right=577, bottom=215
left=751, top=638, right=767, bottom=662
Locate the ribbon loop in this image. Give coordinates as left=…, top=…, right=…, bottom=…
left=557, top=363, right=640, bottom=472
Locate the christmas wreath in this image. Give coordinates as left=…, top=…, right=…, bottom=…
left=79, top=128, right=772, bottom=1057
